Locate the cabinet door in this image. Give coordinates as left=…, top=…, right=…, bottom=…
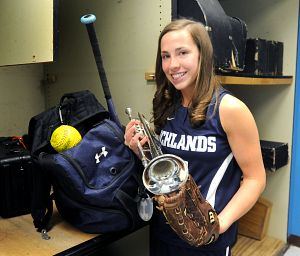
left=0, top=0, right=56, bottom=66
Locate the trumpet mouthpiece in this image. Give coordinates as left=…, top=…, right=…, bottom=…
left=125, top=107, right=133, bottom=120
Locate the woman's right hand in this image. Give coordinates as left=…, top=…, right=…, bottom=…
left=124, top=119, right=148, bottom=157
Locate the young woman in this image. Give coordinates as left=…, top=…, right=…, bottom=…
left=124, top=19, right=266, bottom=256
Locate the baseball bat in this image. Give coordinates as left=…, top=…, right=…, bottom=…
left=80, top=14, right=122, bottom=128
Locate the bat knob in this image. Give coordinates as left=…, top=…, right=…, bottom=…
left=80, top=14, right=96, bottom=24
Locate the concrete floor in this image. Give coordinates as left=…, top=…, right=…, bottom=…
left=283, top=245, right=300, bottom=256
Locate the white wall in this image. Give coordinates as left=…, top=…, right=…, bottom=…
left=221, top=0, right=299, bottom=241
left=0, top=64, right=45, bottom=136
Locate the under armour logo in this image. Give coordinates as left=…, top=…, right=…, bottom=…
left=95, top=146, right=108, bottom=164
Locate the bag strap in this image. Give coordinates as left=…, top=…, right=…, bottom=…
left=114, top=166, right=145, bottom=231
left=59, top=152, right=98, bottom=189
left=31, top=153, right=54, bottom=233
left=33, top=194, right=54, bottom=232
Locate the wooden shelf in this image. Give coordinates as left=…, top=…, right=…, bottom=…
left=144, top=72, right=293, bottom=86
left=217, top=75, right=293, bottom=86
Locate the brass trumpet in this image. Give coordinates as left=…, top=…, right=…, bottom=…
left=125, top=107, right=188, bottom=195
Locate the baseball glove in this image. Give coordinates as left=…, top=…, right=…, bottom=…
left=154, top=175, right=220, bottom=247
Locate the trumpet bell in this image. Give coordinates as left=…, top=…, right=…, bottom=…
left=143, top=154, right=189, bottom=195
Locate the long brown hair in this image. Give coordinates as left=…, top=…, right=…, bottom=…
left=152, top=19, right=219, bottom=134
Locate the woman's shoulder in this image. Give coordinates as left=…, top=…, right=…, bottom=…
left=219, top=94, right=255, bottom=133
left=220, top=93, right=248, bottom=112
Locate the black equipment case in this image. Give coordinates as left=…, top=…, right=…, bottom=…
left=172, top=0, right=247, bottom=72
left=260, top=140, right=288, bottom=172
left=242, top=38, right=284, bottom=76
left=0, top=137, right=33, bottom=218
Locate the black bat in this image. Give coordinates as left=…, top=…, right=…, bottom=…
left=80, top=14, right=122, bottom=128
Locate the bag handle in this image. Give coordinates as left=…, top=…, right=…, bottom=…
left=59, top=90, right=91, bottom=104
left=57, top=90, right=91, bottom=125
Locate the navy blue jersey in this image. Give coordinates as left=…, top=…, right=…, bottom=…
left=150, top=88, right=242, bottom=251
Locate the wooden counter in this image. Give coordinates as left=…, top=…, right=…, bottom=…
left=0, top=209, right=96, bottom=256
left=0, top=207, right=147, bottom=256
left=0, top=208, right=286, bottom=256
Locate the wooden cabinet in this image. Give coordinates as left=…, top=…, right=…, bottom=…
left=0, top=0, right=56, bottom=66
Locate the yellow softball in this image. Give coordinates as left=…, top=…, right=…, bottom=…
left=50, top=125, right=82, bottom=152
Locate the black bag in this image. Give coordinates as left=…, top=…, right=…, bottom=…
left=0, top=137, right=34, bottom=218
left=28, top=90, right=109, bottom=156
left=172, top=0, right=247, bottom=72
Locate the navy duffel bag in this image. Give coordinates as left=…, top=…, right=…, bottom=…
left=35, top=119, right=145, bottom=234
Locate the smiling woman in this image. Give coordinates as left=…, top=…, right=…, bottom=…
left=124, top=18, right=266, bottom=256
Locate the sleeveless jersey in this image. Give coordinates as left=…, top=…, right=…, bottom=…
left=150, top=88, right=242, bottom=251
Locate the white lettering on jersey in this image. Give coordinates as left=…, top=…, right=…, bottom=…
left=196, top=136, right=207, bottom=152
left=160, top=131, right=216, bottom=152
left=186, top=135, right=197, bottom=151
left=208, top=137, right=216, bottom=152
left=177, top=135, right=186, bottom=150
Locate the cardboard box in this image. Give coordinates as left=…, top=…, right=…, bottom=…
left=238, top=197, right=272, bottom=240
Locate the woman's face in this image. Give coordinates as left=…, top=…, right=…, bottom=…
left=161, top=29, right=200, bottom=96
